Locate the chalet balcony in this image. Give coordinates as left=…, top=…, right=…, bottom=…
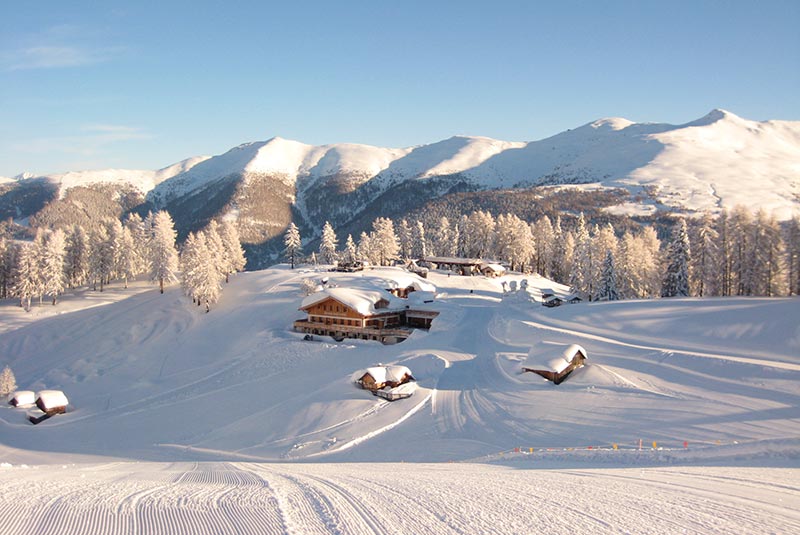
left=293, top=319, right=414, bottom=344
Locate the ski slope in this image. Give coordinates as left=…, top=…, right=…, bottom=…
left=0, top=462, right=798, bottom=535
left=1, top=266, right=799, bottom=533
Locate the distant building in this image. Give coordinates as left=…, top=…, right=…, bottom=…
left=522, top=343, right=587, bottom=384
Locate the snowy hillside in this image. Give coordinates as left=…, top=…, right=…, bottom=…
left=7, top=110, right=800, bottom=223
left=1, top=266, right=799, bottom=534
left=1, top=266, right=798, bottom=463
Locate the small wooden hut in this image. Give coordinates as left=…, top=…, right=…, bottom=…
left=8, top=390, right=35, bottom=407
left=522, top=343, right=587, bottom=385
left=353, top=365, right=415, bottom=392
left=35, top=390, right=69, bottom=415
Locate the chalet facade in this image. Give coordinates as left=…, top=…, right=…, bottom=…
left=294, top=287, right=438, bottom=344
left=522, top=343, right=587, bottom=384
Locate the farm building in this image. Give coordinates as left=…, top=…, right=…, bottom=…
left=421, top=256, right=484, bottom=276
left=294, top=287, right=439, bottom=344
left=36, top=390, right=69, bottom=415
left=522, top=343, right=587, bottom=384
left=479, top=263, right=507, bottom=277
left=8, top=390, right=35, bottom=407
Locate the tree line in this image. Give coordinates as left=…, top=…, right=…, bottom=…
left=0, top=212, right=245, bottom=312
left=286, top=207, right=800, bottom=300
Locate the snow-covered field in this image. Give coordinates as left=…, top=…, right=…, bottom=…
left=1, top=266, right=799, bottom=533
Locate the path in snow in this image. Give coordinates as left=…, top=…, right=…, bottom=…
left=0, top=462, right=797, bottom=535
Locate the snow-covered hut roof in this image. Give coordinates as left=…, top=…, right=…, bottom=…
left=379, top=274, right=436, bottom=293
left=524, top=343, right=587, bottom=373
left=385, top=365, right=413, bottom=383
left=480, top=262, right=506, bottom=273
left=301, top=287, right=402, bottom=315
left=36, top=390, right=69, bottom=411
left=8, top=390, right=35, bottom=406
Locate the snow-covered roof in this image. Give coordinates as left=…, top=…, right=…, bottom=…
left=8, top=391, right=35, bottom=405
left=301, top=287, right=402, bottom=315
left=480, top=263, right=506, bottom=273
left=379, top=274, right=437, bottom=293
left=385, top=382, right=417, bottom=395
left=524, top=343, right=587, bottom=373
left=352, top=365, right=414, bottom=385
left=36, top=390, right=69, bottom=410
left=385, top=365, right=413, bottom=383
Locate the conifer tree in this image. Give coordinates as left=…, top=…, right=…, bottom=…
left=12, top=242, right=40, bottom=311
left=41, top=228, right=67, bottom=305
left=372, top=217, right=400, bottom=266
left=319, top=221, right=338, bottom=265
left=283, top=222, right=302, bottom=269
left=397, top=219, right=413, bottom=260
left=662, top=218, right=691, bottom=297
left=65, top=225, right=90, bottom=289
left=343, top=234, right=358, bottom=264
left=597, top=250, right=619, bottom=301
left=219, top=220, right=246, bottom=282
left=0, top=365, right=17, bottom=397
left=149, top=211, right=179, bottom=293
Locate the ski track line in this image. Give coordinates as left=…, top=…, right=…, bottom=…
left=243, top=465, right=345, bottom=535
left=516, top=318, right=800, bottom=371
left=306, top=391, right=433, bottom=458
left=561, top=469, right=800, bottom=533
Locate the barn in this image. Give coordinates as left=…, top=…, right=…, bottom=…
left=522, top=343, right=587, bottom=384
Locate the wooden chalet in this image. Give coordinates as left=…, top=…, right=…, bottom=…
left=522, top=343, right=587, bottom=385
left=294, top=287, right=438, bottom=344
left=353, top=365, right=415, bottom=391
left=35, top=390, right=69, bottom=415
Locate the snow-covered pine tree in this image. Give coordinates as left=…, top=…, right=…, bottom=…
left=116, top=226, right=141, bottom=289
left=531, top=216, right=554, bottom=277
left=283, top=222, right=302, bottom=269
left=179, top=231, right=203, bottom=303
left=0, top=238, right=19, bottom=300
left=148, top=211, right=179, bottom=294
left=430, top=216, right=452, bottom=257
left=343, top=234, right=358, bottom=264
left=204, top=221, right=227, bottom=282
left=661, top=218, right=691, bottom=297
left=357, top=231, right=373, bottom=263
left=372, top=218, right=400, bottom=266
left=88, top=225, right=112, bottom=291
left=412, top=220, right=427, bottom=259
left=124, top=213, right=150, bottom=276
left=689, top=212, right=719, bottom=297
left=0, top=234, right=6, bottom=299
left=0, top=365, right=17, bottom=397
left=319, top=221, right=338, bottom=265
left=41, top=228, right=67, bottom=305
left=597, top=249, right=619, bottom=301
left=569, top=213, right=592, bottom=298
left=219, top=220, right=246, bottom=281
left=12, top=242, right=40, bottom=311
left=65, top=224, right=90, bottom=289
left=750, top=209, right=785, bottom=297
left=192, top=231, right=223, bottom=312
left=397, top=219, right=413, bottom=260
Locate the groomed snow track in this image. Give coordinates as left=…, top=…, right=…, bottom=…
left=1, top=462, right=798, bottom=534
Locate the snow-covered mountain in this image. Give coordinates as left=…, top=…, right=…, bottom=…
left=2, top=109, right=798, bottom=261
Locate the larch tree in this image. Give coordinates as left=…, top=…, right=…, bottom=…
left=12, top=242, right=41, bottom=311
left=689, top=212, right=719, bottom=297
left=785, top=216, right=800, bottom=295
left=219, top=220, right=246, bottom=282
left=397, top=219, right=413, bottom=260
left=65, top=225, right=90, bottom=289
left=149, top=211, right=179, bottom=293
left=41, top=228, right=67, bottom=305
left=597, top=249, right=619, bottom=301
left=661, top=218, right=691, bottom=297
left=319, top=221, right=338, bottom=265
left=283, top=222, right=302, bottom=269
left=412, top=220, right=427, bottom=259
left=88, top=225, right=112, bottom=291
left=569, top=213, right=593, bottom=298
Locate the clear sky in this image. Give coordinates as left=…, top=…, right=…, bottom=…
left=1, top=0, right=798, bottom=177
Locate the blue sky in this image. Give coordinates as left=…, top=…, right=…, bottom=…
left=1, top=1, right=798, bottom=177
